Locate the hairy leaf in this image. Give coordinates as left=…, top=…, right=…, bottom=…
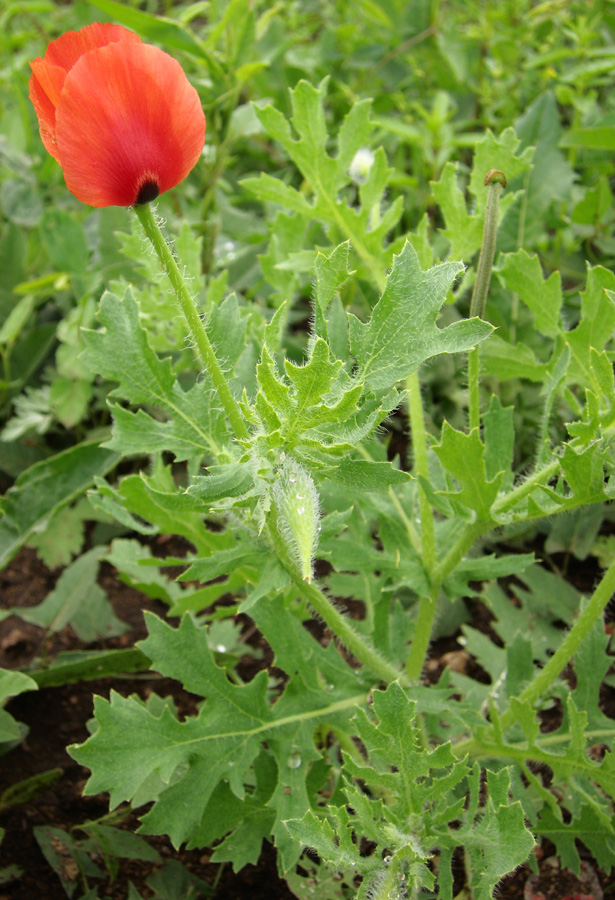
left=349, top=242, right=492, bottom=391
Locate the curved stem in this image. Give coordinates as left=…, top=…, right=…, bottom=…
left=317, top=183, right=386, bottom=293
left=491, top=459, right=559, bottom=517
left=498, top=554, right=615, bottom=732
left=266, top=512, right=406, bottom=686
left=133, top=203, right=248, bottom=442
left=356, top=442, right=421, bottom=554
left=298, top=576, right=407, bottom=686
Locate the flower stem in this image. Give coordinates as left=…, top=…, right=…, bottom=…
left=133, top=203, right=248, bottom=442
left=498, top=554, right=615, bottom=732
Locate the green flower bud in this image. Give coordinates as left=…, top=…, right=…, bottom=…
left=272, top=459, right=320, bottom=582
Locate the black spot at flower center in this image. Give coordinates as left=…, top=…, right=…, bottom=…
left=135, top=179, right=160, bottom=205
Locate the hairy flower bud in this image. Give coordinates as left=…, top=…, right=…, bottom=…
left=272, top=459, right=320, bottom=582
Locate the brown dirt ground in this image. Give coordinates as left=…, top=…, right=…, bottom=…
left=1, top=544, right=614, bottom=900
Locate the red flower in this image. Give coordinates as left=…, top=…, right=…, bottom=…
left=29, top=23, right=206, bottom=207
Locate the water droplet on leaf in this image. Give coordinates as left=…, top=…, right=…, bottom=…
left=287, top=751, right=302, bottom=769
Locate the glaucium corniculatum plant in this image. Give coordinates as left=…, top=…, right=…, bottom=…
left=25, top=21, right=615, bottom=900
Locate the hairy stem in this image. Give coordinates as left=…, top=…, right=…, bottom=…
left=266, top=511, right=406, bottom=686
left=133, top=203, right=248, bottom=441
left=498, top=553, right=615, bottom=732
left=299, top=577, right=406, bottom=685
left=356, top=442, right=421, bottom=554
left=454, top=556, right=615, bottom=759
left=432, top=520, right=491, bottom=586
left=491, top=459, right=560, bottom=517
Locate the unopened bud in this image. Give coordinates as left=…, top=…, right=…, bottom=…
left=272, top=459, right=320, bottom=582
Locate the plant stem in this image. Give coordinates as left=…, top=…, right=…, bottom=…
left=356, top=442, right=422, bottom=554
left=266, top=510, right=406, bottom=686
left=401, top=370, right=442, bottom=684
left=405, top=520, right=489, bottom=682
left=455, top=728, right=615, bottom=770
left=406, top=455, right=573, bottom=684
left=133, top=203, right=248, bottom=442
left=498, top=553, right=615, bottom=732
left=467, top=170, right=505, bottom=432
left=432, top=520, right=491, bottom=586
left=406, top=371, right=437, bottom=574
left=404, top=584, right=439, bottom=683
left=405, top=171, right=506, bottom=683
left=491, top=458, right=559, bottom=517
left=468, top=348, right=480, bottom=432
left=299, top=577, right=407, bottom=686
left=321, top=190, right=387, bottom=293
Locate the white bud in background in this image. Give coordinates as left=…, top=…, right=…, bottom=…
left=349, top=147, right=375, bottom=184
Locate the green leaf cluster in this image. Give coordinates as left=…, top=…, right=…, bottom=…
left=285, top=684, right=534, bottom=900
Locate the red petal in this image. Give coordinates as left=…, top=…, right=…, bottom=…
left=29, top=24, right=141, bottom=163
left=29, top=61, right=66, bottom=160
left=55, top=41, right=206, bottom=207
left=42, top=23, right=140, bottom=72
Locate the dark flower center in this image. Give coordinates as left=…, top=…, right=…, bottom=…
left=135, top=179, right=160, bottom=205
